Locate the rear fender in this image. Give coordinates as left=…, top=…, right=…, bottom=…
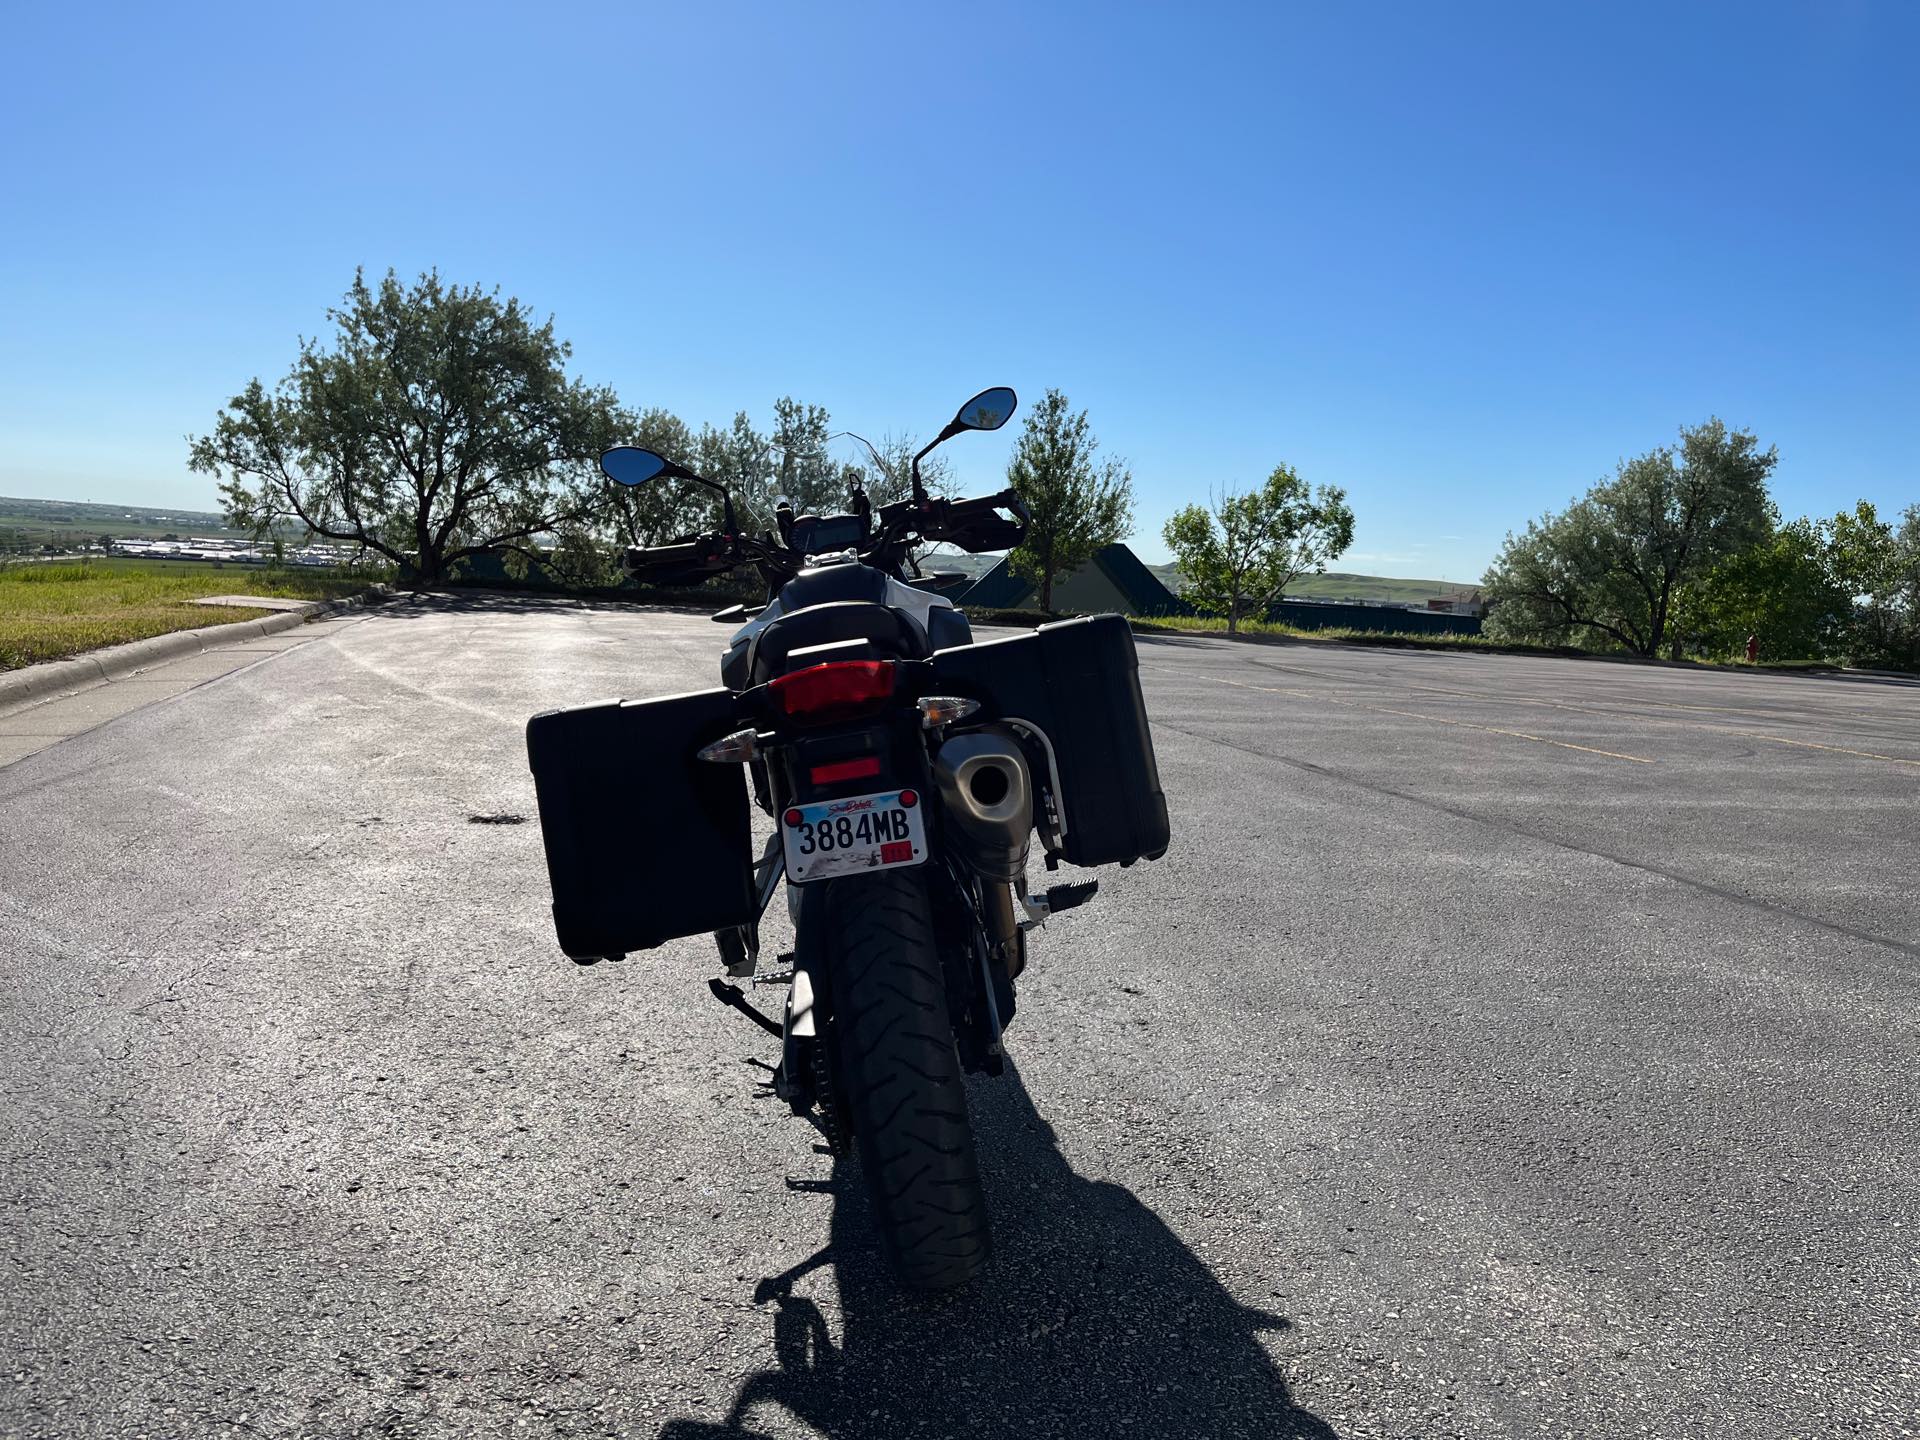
left=773, top=719, right=930, bottom=810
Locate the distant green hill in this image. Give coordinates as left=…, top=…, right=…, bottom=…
left=927, top=548, right=1477, bottom=605
left=1144, top=562, right=1475, bottom=604
left=916, top=549, right=1001, bottom=579
left=1, top=494, right=239, bottom=544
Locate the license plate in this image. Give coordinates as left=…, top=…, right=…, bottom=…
left=782, top=788, right=927, bottom=884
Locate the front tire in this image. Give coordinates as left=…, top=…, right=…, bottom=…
left=824, top=869, right=990, bottom=1290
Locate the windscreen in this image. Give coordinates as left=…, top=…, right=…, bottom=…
left=791, top=513, right=866, bottom=555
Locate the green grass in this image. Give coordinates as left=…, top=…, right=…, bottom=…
left=0, top=494, right=245, bottom=548
left=1132, top=615, right=1913, bottom=672
left=1133, top=613, right=1515, bottom=651
left=962, top=606, right=1511, bottom=653
left=0, top=558, right=375, bottom=670
left=1141, top=563, right=1481, bottom=604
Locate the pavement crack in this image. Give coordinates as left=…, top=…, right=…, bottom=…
left=1156, top=719, right=1920, bottom=967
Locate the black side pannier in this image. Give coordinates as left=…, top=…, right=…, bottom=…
left=932, top=614, right=1170, bottom=868
left=525, top=688, right=756, bottom=959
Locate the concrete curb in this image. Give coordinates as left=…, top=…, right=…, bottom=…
left=0, top=586, right=388, bottom=714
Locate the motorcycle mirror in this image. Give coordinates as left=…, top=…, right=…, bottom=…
left=912, top=386, right=1019, bottom=504
left=600, top=447, right=670, bottom=487
left=952, top=386, right=1017, bottom=433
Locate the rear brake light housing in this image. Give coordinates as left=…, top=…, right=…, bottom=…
left=809, top=755, right=883, bottom=786
left=768, top=660, right=899, bottom=725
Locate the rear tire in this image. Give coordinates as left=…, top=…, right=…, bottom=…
left=824, top=869, right=990, bottom=1290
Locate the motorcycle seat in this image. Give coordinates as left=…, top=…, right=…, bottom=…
left=749, top=601, right=932, bottom=685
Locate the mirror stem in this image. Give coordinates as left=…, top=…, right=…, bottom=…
left=689, top=476, right=737, bottom=535
left=910, top=432, right=949, bottom=507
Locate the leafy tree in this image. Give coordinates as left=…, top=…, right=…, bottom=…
left=604, top=407, right=701, bottom=546
left=763, top=397, right=842, bottom=520
left=669, top=400, right=835, bottom=534
left=1825, top=500, right=1920, bottom=667
left=608, top=402, right=958, bottom=563
left=840, top=430, right=953, bottom=509
left=189, top=268, right=632, bottom=586
left=1005, top=389, right=1134, bottom=611
left=1670, top=518, right=1850, bottom=660
left=1161, top=465, right=1355, bottom=632
left=1484, top=419, right=1776, bottom=656
left=1894, top=505, right=1920, bottom=669
left=1895, top=504, right=1920, bottom=667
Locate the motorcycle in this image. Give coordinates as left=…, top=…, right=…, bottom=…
left=525, top=388, right=1169, bottom=1289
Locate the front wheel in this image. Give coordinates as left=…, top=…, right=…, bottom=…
left=823, top=869, right=990, bottom=1289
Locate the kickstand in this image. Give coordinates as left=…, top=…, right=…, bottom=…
left=708, top=978, right=783, bottom=1039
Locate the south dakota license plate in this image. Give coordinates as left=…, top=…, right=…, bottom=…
left=782, top=788, right=927, bottom=884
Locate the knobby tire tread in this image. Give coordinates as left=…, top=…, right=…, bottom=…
left=826, top=869, right=990, bottom=1290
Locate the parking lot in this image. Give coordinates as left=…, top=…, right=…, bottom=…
left=3, top=599, right=1916, bottom=1438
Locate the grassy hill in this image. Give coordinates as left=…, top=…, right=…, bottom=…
left=1, top=495, right=240, bottom=547
left=3, top=499, right=1481, bottom=605
left=927, top=548, right=1478, bottom=604
left=0, top=556, right=367, bottom=670
left=916, top=549, right=1002, bottom=579
left=1141, top=561, right=1475, bottom=604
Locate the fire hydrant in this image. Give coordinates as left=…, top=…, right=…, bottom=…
left=1746, top=634, right=1760, bottom=664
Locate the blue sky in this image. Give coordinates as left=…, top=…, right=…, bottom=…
left=3, top=2, right=1914, bottom=580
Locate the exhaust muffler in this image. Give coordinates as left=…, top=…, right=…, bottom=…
left=932, top=729, right=1032, bottom=882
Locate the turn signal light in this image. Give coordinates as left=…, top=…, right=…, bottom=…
left=917, top=695, right=981, bottom=729
left=696, top=727, right=760, bottom=764
left=768, top=660, right=898, bottom=724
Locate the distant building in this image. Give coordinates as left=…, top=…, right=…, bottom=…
left=1425, top=591, right=1487, bottom=617
left=956, top=544, right=1183, bottom=616
left=957, top=544, right=1483, bottom=636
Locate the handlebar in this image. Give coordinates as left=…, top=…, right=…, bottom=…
left=626, top=540, right=705, bottom=567
left=947, top=488, right=1029, bottom=524
left=625, top=487, right=1029, bottom=589
left=623, top=535, right=742, bottom=586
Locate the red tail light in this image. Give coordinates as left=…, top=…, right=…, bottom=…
left=809, top=756, right=883, bottom=786
left=768, top=660, right=898, bottom=724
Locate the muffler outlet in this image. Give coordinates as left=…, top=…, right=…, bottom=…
left=932, top=729, right=1032, bottom=882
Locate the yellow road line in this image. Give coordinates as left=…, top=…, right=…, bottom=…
left=1204, top=675, right=1657, bottom=764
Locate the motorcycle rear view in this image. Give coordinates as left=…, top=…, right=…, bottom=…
left=526, top=387, right=1170, bottom=1289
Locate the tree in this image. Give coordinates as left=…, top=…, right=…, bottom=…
left=763, top=397, right=842, bottom=520
left=189, top=268, right=632, bottom=586
left=680, top=405, right=957, bottom=532
left=1484, top=418, right=1776, bottom=656
left=840, top=430, right=953, bottom=509
left=1005, top=389, right=1134, bottom=611
left=1162, top=465, right=1355, bottom=632
left=1895, top=504, right=1920, bottom=668
left=1669, top=518, right=1850, bottom=661
left=1825, top=500, right=1920, bottom=667
left=603, top=407, right=701, bottom=547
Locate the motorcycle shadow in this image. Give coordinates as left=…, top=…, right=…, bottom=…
left=659, top=1060, right=1337, bottom=1439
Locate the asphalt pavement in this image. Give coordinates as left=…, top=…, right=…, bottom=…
left=3, top=597, right=1916, bottom=1439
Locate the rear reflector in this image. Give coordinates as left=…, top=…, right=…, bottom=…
left=768, top=660, right=898, bottom=724
left=809, top=755, right=883, bottom=785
